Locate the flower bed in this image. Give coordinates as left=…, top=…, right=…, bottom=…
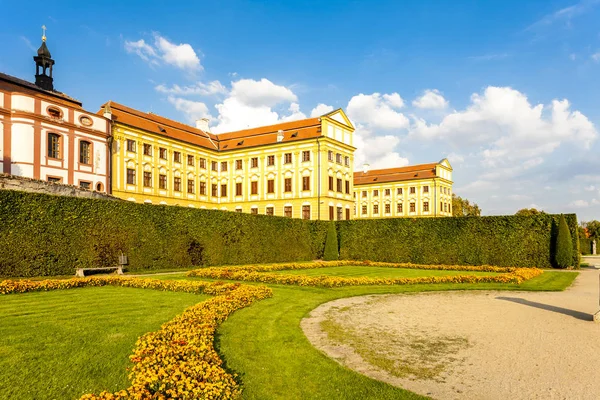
left=186, top=261, right=544, bottom=287
left=0, top=276, right=273, bottom=399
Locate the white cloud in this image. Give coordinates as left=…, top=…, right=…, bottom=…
left=592, top=52, right=600, bottom=62
left=310, top=103, right=334, bottom=117
left=446, top=152, right=464, bottom=164
left=166, top=96, right=212, bottom=123
left=412, top=89, right=449, bottom=110
left=569, top=199, right=589, bottom=208
left=584, top=185, right=596, bottom=191
left=124, top=33, right=201, bottom=72
left=280, top=103, right=307, bottom=122
left=229, top=78, right=297, bottom=108
left=347, top=92, right=409, bottom=130
left=155, top=80, right=227, bottom=96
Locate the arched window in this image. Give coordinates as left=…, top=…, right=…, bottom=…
left=79, top=141, right=91, bottom=164
left=47, top=133, right=60, bottom=159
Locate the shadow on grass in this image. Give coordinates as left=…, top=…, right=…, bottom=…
left=496, top=297, right=592, bottom=321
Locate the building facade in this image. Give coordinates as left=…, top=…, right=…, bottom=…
left=0, top=35, right=110, bottom=192
left=102, top=102, right=355, bottom=220
left=353, top=159, right=453, bottom=219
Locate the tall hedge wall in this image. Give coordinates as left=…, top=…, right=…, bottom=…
left=0, top=190, right=328, bottom=277
left=337, top=214, right=579, bottom=269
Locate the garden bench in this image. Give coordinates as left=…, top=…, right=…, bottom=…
left=75, top=266, right=124, bottom=278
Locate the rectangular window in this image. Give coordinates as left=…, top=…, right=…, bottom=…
left=188, top=179, right=195, bottom=194
left=126, top=139, right=136, bottom=153
left=302, top=205, right=310, bottom=220
left=235, top=159, right=243, bottom=170
left=328, top=176, right=334, bottom=191
left=397, top=203, right=403, bottom=213
left=251, top=181, right=258, bottom=195
left=188, top=155, right=194, bottom=166
left=284, top=153, right=292, bottom=164
left=423, top=186, right=429, bottom=193
left=235, top=182, right=242, bottom=196
left=337, top=207, right=343, bottom=221
left=345, top=180, right=350, bottom=194
left=374, top=190, right=379, bottom=197
left=373, top=204, right=379, bottom=214
left=284, top=206, right=292, bottom=217
left=344, top=156, right=350, bottom=167
left=221, top=161, right=228, bottom=172
left=284, top=178, right=292, bottom=192
left=251, top=157, right=258, bottom=168
left=251, top=208, right=258, bottom=215
left=267, top=155, right=275, bottom=166
left=346, top=208, right=350, bottom=220
left=410, top=203, right=416, bottom=213
left=173, top=151, right=181, bottom=163
left=200, top=181, right=206, bottom=195
left=159, top=174, right=167, bottom=189
left=397, top=188, right=403, bottom=195
left=362, top=205, right=367, bottom=215
left=440, top=201, right=443, bottom=212
left=47, top=133, right=60, bottom=158
left=143, top=143, right=152, bottom=156
left=143, top=171, right=152, bottom=187
left=79, top=181, right=91, bottom=190
left=385, top=189, right=390, bottom=196
left=221, top=184, right=227, bottom=197
left=236, top=208, right=242, bottom=213
left=302, top=176, right=310, bottom=191
left=336, top=153, right=342, bottom=164
left=385, top=203, right=391, bottom=214
left=329, top=206, right=334, bottom=220
left=337, top=178, right=343, bottom=193
left=212, top=184, right=218, bottom=197
left=328, top=151, right=333, bottom=161
left=200, top=158, right=206, bottom=169
left=444, top=203, right=448, bottom=212
left=79, top=141, right=91, bottom=164
left=126, top=168, right=136, bottom=185
left=302, top=151, right=310, bottom=162
left=174, top=177, right=181, bottom=192
left=211, top=161, right=218, bottom=171
left=48, top=176, right=62, bottom=183
left=266, top=207, right=274, bottom=216
left=159, top=148, right=167, bottom=159
left=362, top=191, right=367, bottom=198
left=423, top=201, right=429, bottom=212
left=267, top=179, right=275, bottom=194
left=410, top=187, right=416, bottom=194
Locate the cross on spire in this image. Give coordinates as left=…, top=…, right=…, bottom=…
left=42, top=25, right=47, bottom=42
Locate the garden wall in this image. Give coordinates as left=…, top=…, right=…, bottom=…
left=0, top=190, right=328, bottom=277
left=337, top=214, right=579, bottom=269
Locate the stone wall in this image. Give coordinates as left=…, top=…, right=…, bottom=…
left=0, top=174, right=118, bottom=201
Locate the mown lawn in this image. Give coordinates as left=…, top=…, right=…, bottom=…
left=0, top=286, right=205, bottom=400
left=269, top=265, right=500, bottom=278
left=0, top=269, right=578, bottom=400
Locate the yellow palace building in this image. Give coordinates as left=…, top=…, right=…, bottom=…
left=352, top=159, right=453, bottom=219
left=99, top=102, right=356, bottom=220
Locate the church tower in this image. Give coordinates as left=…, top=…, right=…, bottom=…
left=33, top=25, right=55, bottom=91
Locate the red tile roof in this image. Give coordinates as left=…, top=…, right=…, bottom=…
left=354, top=162, right=439, bottom=185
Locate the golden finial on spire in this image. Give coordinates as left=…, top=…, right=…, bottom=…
left=42, top=25, right=47, bottom=42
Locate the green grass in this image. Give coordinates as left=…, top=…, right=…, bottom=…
left=0, top=286, right=206, bottom=400
left=269, top=265, right=500, bottom=278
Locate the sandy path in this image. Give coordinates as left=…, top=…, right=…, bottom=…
left=302, top=269, right=600, bottom=400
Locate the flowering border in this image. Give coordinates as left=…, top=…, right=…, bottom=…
left=186, top=260, right=543, bottom=287
left=0, top=277, right=272, bottom=399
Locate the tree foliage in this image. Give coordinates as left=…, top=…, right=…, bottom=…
left=515, top=208, right=546, bottom=216
left=554, top=214, right=573, bottom=268
left=582, top=220, right=600, bottom=240
left=452, top=194, right=481, bottom=217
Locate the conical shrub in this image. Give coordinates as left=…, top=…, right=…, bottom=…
left=555, top=214, right=573, bottom=269
left=323, top=222, right=339, bottom=261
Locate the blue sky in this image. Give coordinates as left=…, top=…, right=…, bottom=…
left=1, top=0, right=600, bottom=220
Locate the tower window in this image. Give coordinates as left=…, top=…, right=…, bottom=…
left=47, top=107, right=62, bottom=119
left=47, top=133, right=60, bottom=159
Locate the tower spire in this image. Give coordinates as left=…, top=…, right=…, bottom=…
left=33, top=25, right=55, bottom=91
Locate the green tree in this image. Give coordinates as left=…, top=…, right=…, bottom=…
left=515, top=208, right=546, bottom=216
left=584, top=220, right=600, bottom=240
left=452, top=194, right=481, bottom=217
left=323, top=222, right=339, bottom=261
left=555, top=214, right=573, bottom=269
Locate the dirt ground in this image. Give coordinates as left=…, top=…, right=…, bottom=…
left=302, top=269, right=600, bottom=400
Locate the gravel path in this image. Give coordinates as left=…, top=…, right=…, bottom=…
left=302, top=269, right=600, bottom=400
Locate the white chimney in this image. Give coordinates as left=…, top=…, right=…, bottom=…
left=363, top=163, right=370, bottom=174
left=276, top=130, right=284, bottom=142
left=103, top=101, right=112, bottom=120
left=195, top=118, right=210, bottom=132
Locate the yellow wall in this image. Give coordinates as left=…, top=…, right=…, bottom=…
left=110, top=114, right=355, bottom=220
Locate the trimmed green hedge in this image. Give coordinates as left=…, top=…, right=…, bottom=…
left=580, top=238, right=592, bottom=255
left=337, top=214, right=579, bottom=269
left=0, top=190, right=328, bottom=277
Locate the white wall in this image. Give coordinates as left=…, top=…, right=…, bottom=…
left=11, top=122, right=34, bottom=163
left=11, top=95, right=34, bottom=112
